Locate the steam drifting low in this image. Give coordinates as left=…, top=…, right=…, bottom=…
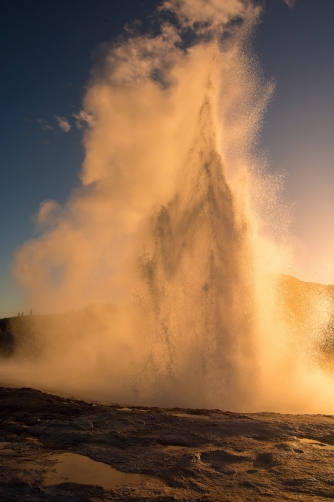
left=6, top=0, right=334, bottom=413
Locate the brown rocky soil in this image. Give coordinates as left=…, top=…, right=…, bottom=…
left=1, top=386, right=334, bottom=500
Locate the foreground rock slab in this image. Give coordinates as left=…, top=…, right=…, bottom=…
left=1, top=387, right=334, bottom=500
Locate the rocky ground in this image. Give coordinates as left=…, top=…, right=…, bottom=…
left=1, top=387, right=334, bottom=500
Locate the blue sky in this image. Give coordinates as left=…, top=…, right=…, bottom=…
left=1, top=0, right=334, bottom=317
left=1, top=0, right=152, bottom=316
left=254, top=0, right=334, bottom=284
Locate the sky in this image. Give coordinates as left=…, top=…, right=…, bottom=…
left=1, top=0, right=334, bottom=317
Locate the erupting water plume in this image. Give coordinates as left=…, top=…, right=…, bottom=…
left=4, top=0, right=334, bottom=413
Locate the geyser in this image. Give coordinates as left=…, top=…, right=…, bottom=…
left=4, top=0, right=334, bottom=413
left=134, top=92, right=258, bottom=410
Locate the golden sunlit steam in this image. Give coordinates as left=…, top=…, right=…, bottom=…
left=4, top=0, right=334, bottom=413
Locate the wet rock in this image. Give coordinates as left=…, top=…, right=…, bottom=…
left=2, top=387, right=334, bottom=500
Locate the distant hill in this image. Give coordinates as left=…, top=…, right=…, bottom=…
left=0, top=303, right=127, bottom=359
left=1, top=276, right=334, bottom=360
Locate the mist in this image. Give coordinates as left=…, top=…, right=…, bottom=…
left=4, top=0, right=334, bottom=413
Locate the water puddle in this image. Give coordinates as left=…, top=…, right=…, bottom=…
left=298, top=438, right=334, bottom=451
left=168, top=413, right=211, bottom=420
left=29, top=453, right=166, bottom=489
left=162, top=444, right=192, bottom=451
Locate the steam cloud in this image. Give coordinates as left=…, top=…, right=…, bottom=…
left=5, top=0, right=334, bottom=413
left=14, top=0, right=260, bottom=313
left=284, top=0, right=297, bottom=8
left=54, top=115, right=71, bottom=132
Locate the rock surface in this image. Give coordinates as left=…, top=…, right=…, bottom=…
left=1, top=387, right=334, bottom=500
